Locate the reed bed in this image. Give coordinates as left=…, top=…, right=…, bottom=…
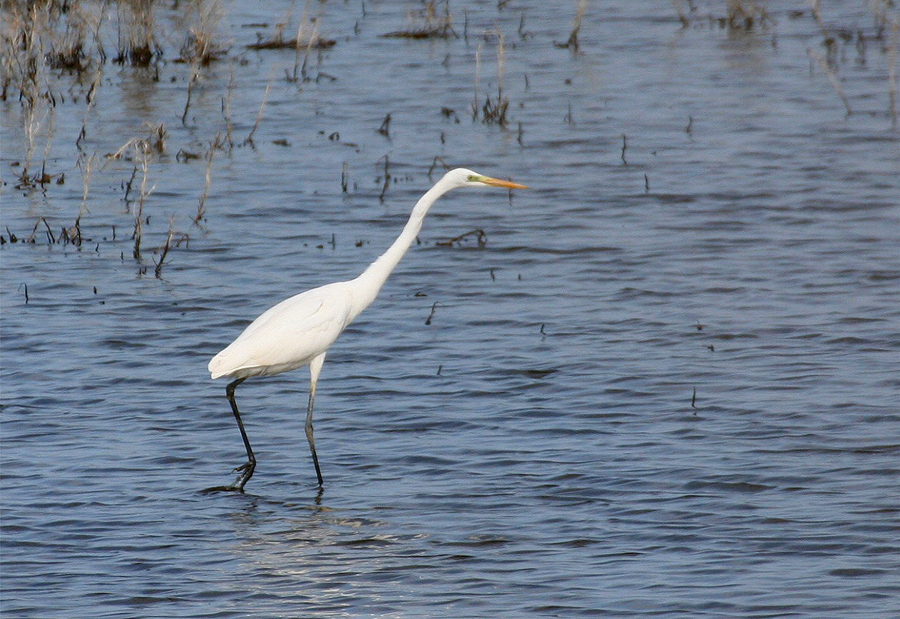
left=1, top=0, right=896, bottom=279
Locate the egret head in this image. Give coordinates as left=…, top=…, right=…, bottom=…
left=447, top=168, right=528, bottom=190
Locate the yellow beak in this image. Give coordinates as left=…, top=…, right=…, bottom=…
left=478, top=176, right=529, bottom=189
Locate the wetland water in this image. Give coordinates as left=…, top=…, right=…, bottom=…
left=2, top=1, right=899, bottom=617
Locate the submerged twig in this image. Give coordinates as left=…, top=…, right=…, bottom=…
left=436, top=228, right=487, bottom=247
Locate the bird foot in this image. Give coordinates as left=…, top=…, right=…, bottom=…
left=232, top=461, right=253, bottom=474
left=228, top=460, right=255, bottom=491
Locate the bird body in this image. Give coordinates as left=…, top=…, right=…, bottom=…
left=208, top=168, right=526, bottom=490
left=209, top=281, right=353, bottom=380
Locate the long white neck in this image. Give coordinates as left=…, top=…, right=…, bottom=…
left=348, top=176, right=456, bottom=321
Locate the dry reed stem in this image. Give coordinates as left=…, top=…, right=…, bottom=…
left=472, top=43, right=481, bottom=120
left=182, top=64, right=200, bottom=124
left=887, top=19, right=899, bottom=129
left=133, top=143, right=152, bottom=259
left=70, top=152, right=98, bottom=244
left=809, top=0, right=828, bottom=37
left=108, top=138, right=154, bottom=258
left=194, top=133, right=222, bottom=225
left=115, top=0, right=157, bottom=66
left=435, top=229, right=487, bottom=248
left=221, top=63, right=236, bottom=149
left=377, top=155, right=390, bottom=203
left=555, top=0, right=586, bottom=51
left=245, top=73, right=274, bottom=145
left=672, top=0, right=690, bottom=27
left=77, top=63, right=103, bottom=148
left=179, top=0, right=225, bottom=65
left=248, top=4, right=335, bottom=53
left=480, top=31, right=510, bottom=126
left=382, top=0, right=456, bottom=39
left=808, top=46, right=852, bottom=115
left=154, top=216, right=189, bottom=279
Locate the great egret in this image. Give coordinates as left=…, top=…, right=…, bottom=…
left=209, top=168, right=527, bottom=490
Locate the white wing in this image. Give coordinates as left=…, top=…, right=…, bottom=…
left=209, top=281, right=354, bottom=379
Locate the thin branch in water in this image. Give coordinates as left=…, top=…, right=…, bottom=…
left=77, top=65, right=103, bottom=150
left=154, top=220, right=174, bottom=278
left=26, top=217, right=55, bottom=244
left=427, top=156, right=450, bottom=179
left=194, top=133, right=223, bottom=225
left=471, top=42, right=482, bottom=120
left=130, top=140, right=153, bottom=259
left=887, top=19, right=899, bottom=130
left=377, top=155, right=390, bottom=203
left=377, top=113, right=392, bottom=137
left=808, top=0, right=828, bottom=38
left=425, top=302, right=438, bottom=325
left=222, top=63, right=236, bottom=149
left=245, top=74, right=274, bottom=146
left=479, top=31, right=510, bottom=126
left=182, top=63, right=200, bottom=125
left=68, top=152, right=97, bottom=245
left=808, top=47, right=852, bottom=115
left=672, top=0, right=689, bottom=27
left=555, top=0, right=586, bottom=52
left=435, top=228, right=487, bottom=248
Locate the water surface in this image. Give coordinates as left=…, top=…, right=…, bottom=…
left=2, top=1, right=899, bottom=617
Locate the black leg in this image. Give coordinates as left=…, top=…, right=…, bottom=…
left=307, top=353, right=326, bottom=486
left=226, top=377, right=255, bottom=491
left=306, top=388, right=324, bottom=486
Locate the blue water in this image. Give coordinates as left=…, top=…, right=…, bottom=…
left=2, top=1, right=899, bottom=617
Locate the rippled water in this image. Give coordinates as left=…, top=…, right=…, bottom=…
left=2, top=1, right=899, bottom=617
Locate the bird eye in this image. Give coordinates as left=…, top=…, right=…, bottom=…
left=466, top=175, right=478, bottom=182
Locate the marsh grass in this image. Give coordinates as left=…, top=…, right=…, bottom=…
left=671, top=0, right=772, bottom=31
left=194, top=133, right=223, bottom=225
left=1, top=2, right=59, bottom=187
left=107, top=135, right=157, bottom=259
left=115, top=0, right=160, bottom=66
left=63, top=152, right=99, bottom=246
left=554, top=0, right=586, bottom=51
left=45, top=4, right=91, bottom=71
left=247, top=7, right=335, bottom=52
left=473, top=31, right=510, bottom=127
left=177, top=0, right=226, bottom=66
left=382, top=0, right=457, bottom=39
left=153, top=216, right=189, bottom=278
left=725, top=0, right=772, bottom=31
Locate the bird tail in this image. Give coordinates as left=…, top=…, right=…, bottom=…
left=208, top=350, right=231, bottom=380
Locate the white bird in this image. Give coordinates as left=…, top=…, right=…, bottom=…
left=209, top=168, right=527, bottom=490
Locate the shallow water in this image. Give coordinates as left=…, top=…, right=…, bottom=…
left=2, top=1, right=899, bottom=617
